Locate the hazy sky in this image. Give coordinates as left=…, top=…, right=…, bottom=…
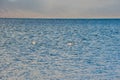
left=0, top=0, right=120, bottom=18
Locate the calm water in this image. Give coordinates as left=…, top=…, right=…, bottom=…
left=0, top=18, right=120, bottom=80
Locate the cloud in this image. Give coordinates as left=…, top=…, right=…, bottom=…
left=0, top=0, right=120, bottom=18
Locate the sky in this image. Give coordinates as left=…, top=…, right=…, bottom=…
left=0, top=0, right=120, bottom=18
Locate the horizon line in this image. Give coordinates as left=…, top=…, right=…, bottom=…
left=0, top=17, right=120, bottom=19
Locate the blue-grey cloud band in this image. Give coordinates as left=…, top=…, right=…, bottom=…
left=0, top=0, right=120, bottom=18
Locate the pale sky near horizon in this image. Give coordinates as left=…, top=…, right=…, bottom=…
left=0, top=0, right=120, bottom=18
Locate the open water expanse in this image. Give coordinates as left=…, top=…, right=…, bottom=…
left=0, top=18, right=120, bottom=80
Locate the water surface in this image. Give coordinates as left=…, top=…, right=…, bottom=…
left=0, top=18, right=120, bottom=80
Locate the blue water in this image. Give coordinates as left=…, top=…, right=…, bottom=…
left=0, top=18, right=120, bottom=80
